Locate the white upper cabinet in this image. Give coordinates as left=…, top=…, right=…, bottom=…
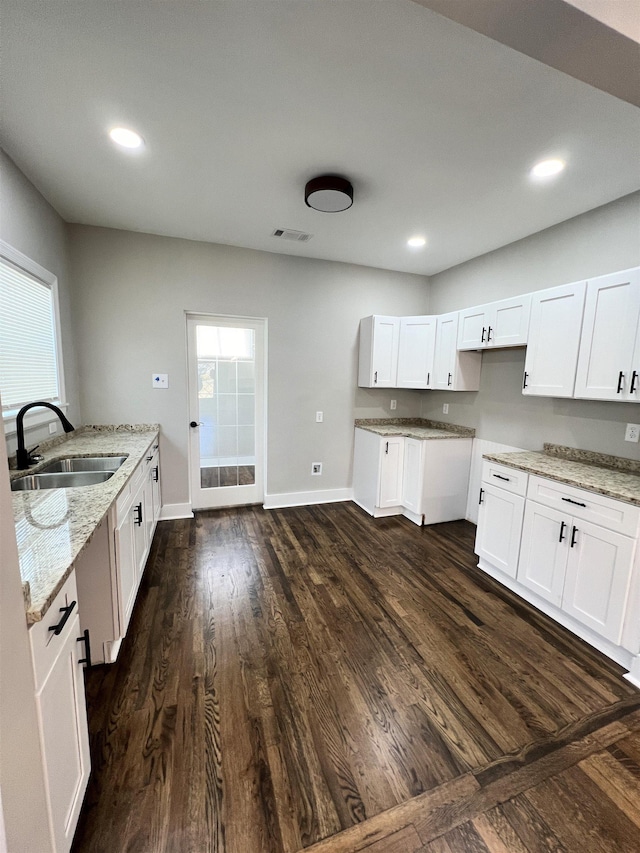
left=397, top=316, right=436, bottom=389
left=574, top=268, right=640, bottom=401
left=523, top=281, right=587, bottom=398
left=457, top=295, right=531, bottom=350
left=433, top=312, right=482, bottom=391
left=358, top=315, right=400, bottom=388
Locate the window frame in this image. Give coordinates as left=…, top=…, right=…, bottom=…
left=0, top=238, right=67, bottom=435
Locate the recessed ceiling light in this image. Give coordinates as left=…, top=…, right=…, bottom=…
left=109, top=127, right=144, bottom=149
left=530, top=158, right=565, bottom=178
left=407, top=236, right=426, bottom=248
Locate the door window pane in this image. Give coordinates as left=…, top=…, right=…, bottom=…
left=197, top=325, right=256, bottom=489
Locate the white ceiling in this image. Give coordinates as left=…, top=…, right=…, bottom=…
left=1, top=1, right=638, bottom=276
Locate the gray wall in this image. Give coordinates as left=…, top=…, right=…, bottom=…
left=0, top=149, right=81, bottom=453
left=421, top=192, right=640, bottom=459
left=68, top=225, right=429, bottom=506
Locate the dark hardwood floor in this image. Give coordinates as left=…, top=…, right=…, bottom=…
left=71, top=503, right=640, bottom=853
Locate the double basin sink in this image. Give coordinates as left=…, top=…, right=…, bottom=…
left=11, top=456, right=127, bottom=491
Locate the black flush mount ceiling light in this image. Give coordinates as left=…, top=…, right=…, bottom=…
left=305, top=175, right=354, bottom=212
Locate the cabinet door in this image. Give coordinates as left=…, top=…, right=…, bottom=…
left=574, top=268, right=640, bottom=400
left=523, top=281, right=586, bottom=398
left=397, top=316, right=436, bottom=388
left=491, top=294, right=531, bottom=348
left=372, top=316, right=400, bottom=387
left=433, top=312, right=458, bottom=389
left=358, top=315, right=400, bottom=388
left=629, top=315, right=640, bottom=402
left=401, top=438, right=423, bottom=512
left=132, top=491, right=148, bottom=583
left=36, top=614, right=90, bottom=853
left=475, top=484, right=525, bottom=578
left=517, top=502, right=568, bottom=606
left=562, top=520, right=635, bottom=644
left=378, top=436, right=404, bottom=507
left=151, top=461, right=161, bottom=523
left=457, top=305, right=489, bottom=350
left=115, top=505, right=137, bottom=634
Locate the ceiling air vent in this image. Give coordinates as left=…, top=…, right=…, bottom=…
left=272, top=228, right=313, bottom=242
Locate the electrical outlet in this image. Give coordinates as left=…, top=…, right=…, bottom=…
left=152, top=373, right=169, bottom=389
left=443, top=403, right=449, bottom=414
left=390, top=399, right=397, bottom=410
left=625, top=423, right=640, bottom=443
left=311, top=462, right=322, bottom=475
left=316, top=411, right=323, bottom=423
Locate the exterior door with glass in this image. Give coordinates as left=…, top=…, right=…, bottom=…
left=187, top=315, right=265, bottom=509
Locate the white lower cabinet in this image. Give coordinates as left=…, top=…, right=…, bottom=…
left=75, top=438, right=161, bottom=664
left=518, top=501, right=570, bottom=606
left=379, top=436, right=405, bottom=508
left=475, top=481, right=525, bottom=579
left=561, top=519, right=636, bottom=644
left=29, top=572, right=90, bottom=853
left=353, top=428, right=472, bottom=524
left=477, top=463, right=640, bottom=676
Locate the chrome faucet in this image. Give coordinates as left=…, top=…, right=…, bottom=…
left=15, top=402, right=74, bottom=470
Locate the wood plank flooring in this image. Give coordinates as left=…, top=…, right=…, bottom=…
left=71, top=503, right=640, bottom=853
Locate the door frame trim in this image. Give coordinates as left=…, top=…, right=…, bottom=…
left=185, top=312, right=268, bottom=511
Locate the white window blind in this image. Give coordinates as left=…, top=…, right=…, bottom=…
left=0, top=255, right=61, bottom=412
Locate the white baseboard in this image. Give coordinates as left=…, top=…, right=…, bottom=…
left=159, top=502, right=194, bottom=520
left=264, top=488, right=353, bottom=509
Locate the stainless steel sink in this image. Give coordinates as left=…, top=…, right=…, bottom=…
left=10, top=471, right=115, bottom=491
left=39, top=456, right=127, bottom=474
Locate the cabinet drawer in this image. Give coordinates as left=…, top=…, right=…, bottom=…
left=482, top=461, right=528, bottom=496
left=526, top=474, right=640, bottom=537
left=30, top=571, right=79, bottom=691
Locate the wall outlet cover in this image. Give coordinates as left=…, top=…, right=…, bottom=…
left=625, top=423, right=640, bottom=443
left=316, top=411, right=323, bottom=423
left=311, top=463, right=322, bottom=475
left=152, top=373, right=169, bottom=389
left=443, top=403, right=449, bottom=414
left=390, top=399, right=397, bottom=410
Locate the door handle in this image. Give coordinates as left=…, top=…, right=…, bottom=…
left=487, top=326, right=493, bottom=342
left=447, top=372, right=452, bottom=386
left=374, top=371, right=378, bottom=384
left=523, top=371, right=529, bottom=390
left=478, top=488, right=484, bottom=505
left=134, top=503, right=143, bottom=526
left=559, top=520, right=567, bottom=543
left=385, top=441, right=389, bottom=454
left=631, top=371, right=639, bottom=394
left=189, top=421, right=203, bottom=428
left=481, top=327, right=486, bottom=343
left=617, top=371, right=625, bottom=393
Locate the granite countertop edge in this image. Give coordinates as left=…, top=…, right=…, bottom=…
left=355, top=418, right=475, bottom=439
left=12, top=425, right=160, bottom=625
left=483, top=444, right=640, bottom=507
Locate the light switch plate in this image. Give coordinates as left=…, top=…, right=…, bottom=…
left=152, top=373, right=169, bottom=389
left=316, top=411, right=323, bottom=423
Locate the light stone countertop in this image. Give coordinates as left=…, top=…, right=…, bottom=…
left=484, top=444, right=640, bottom=507
left=11, top=425, right=159, bottom=625
left=355, top=418, right=475, bottom=440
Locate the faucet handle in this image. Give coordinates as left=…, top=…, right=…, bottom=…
left=28, top=444, right=44, bottom=463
